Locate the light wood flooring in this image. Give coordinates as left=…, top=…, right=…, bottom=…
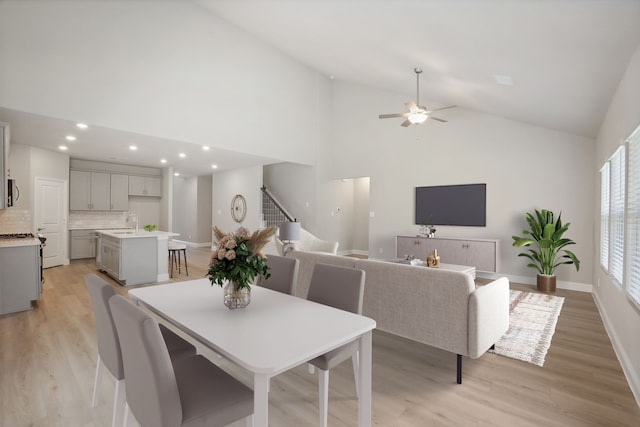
left=1, top=247, right=639, bottom=426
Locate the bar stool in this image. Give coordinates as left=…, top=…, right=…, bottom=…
left=168, top=242, right=188, bottom=278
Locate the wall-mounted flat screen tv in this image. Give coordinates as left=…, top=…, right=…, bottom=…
left=415, top=183, right=486, bottom=227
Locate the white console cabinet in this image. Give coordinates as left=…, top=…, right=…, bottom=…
left=396, top=235, right=502, bottom=272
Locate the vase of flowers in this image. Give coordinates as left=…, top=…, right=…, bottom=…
left=208, top=226, right=275, bottom=309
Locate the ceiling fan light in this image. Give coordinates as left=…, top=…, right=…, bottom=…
left=408, top=111, right=428, bottom=124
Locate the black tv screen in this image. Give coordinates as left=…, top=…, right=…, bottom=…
left=415, top=184, right=486, bottom=227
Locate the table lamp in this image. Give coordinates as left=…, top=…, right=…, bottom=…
left=279, top=220, right=301, bottom=256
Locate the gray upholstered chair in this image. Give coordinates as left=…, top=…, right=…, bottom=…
left=108, top=295, right=254, bottom=427
left=306, top=263, right=366, bottom=427
left=256, top=254, right=300, bottom=295
left=85, top=274, right=196, bottom=427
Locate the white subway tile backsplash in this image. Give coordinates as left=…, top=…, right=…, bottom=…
left=0, top=209, right=33, bottom=233
left=69, top=211, right=128, bottom=229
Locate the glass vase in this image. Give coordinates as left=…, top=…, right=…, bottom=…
left=223, top=282, right=251, bottom=309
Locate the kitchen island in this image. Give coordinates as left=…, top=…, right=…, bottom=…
left=95, top=229, right=179, bottom=286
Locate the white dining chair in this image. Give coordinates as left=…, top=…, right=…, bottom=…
left=109, top=295, right=254, bottom=427
left=85, top=274, right=196, bottom=427
left=306, top=263, right=366, bottom=427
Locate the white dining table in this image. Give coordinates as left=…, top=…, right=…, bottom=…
left=128, top=279, right=376, bottom=427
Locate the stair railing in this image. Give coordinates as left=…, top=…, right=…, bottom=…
left=261, top=186, right=295, bottom=228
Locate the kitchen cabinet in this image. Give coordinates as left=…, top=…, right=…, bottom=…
left=69, top=229, right=97, bottom=259
left=70, top=171, right=129, bottom=211
left=98, top=233, right=158, bottom=285
left=110, top=174, right=129, bottom=210
left=396, top=235, right=502, bottom=272
left=128, top=175, right=162, bottom=197
left=0, top=243, right=41, bottom=315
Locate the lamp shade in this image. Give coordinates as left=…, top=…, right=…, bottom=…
left=279, top=221, right=301, bottom=241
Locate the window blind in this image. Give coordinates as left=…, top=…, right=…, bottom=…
left=626, top=129, right=640, bottom=307
left=600, top=163, right=610, bottom=270
left=610, top=146, right=625, bottom=286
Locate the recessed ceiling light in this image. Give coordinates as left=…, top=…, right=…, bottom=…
left=129, top=145, right=138, bottom=151
left=174, top=172, right=180, bottom=176
left=202, top=146, right=210, bottom=151
left=211, top=164, right=218, bottom=169
left=160, top=158, right=167, bottom=164
left=76, top=123, right=89, bottom=129
left=179, top=153, right=186, bottom=158
left=65, top=135, right=76, bottom=141
left=493, top=74, right=514, bottom=86
left=58, top=145, right=68, bottom=151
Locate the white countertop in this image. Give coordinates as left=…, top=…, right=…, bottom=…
left=95, top=229, right=179, bottom=239
left=0, top=238, right=41, bottom=248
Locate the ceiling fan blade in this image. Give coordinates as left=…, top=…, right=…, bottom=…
left=379, top=112, right=409, bottom=119
left=429, top=116, right=448, bottom=123
left=428, top=105, right=456, bottom=113
left=405, top=101, right=419, bottom=112
left=400, top=119, right=411, bottom=127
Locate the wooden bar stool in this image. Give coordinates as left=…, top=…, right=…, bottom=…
left=168, top=242, right=188, bottom=278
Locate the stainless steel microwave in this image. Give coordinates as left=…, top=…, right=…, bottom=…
left=7, top=179, right=18, bottom=207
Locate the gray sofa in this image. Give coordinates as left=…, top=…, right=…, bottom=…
left=290, top=251, right=510, bottom=383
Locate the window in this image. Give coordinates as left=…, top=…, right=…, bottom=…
left=609, top=147, right=625, bottom=286
left=600, top=163, right=610, bottom=270
left=626, top=127, right=640, bottom=308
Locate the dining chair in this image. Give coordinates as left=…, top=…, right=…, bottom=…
left=306, top=263, right=366, bottom=427
left=256, top=254, right=300, bottom=295
left=85, top=274, right=196, bottom=427
left=109, top=295, right=254, bottom=427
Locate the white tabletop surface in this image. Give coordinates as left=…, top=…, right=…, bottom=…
left=129, top=279, right=376, bottom=375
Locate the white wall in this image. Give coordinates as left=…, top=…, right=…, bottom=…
left=352, top=177, right=370, bottom=252
left=593, top=42, right=640, bottom=405
left=212, top=166, right=263, bottom=235
left=327, top=80, right=595, bottom=287
left=0, top=0, right=320, bottom=165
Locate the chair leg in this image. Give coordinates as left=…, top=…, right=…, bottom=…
left=352, top=352, right=360, bottom=398
left=123, top=402, right=136, bottom=427
left=457, top=354, right=462, bottom=384
left=245, top=414, right=254, bottom=427
left=112, top=379, right=126, bottom=427
left=318, top=369, right=329, bottom=427
left=183, top=248, right=188, bottom=276
left=308, top=363, right=315, bottom=374
left=91, top=355, right=104, bottom=407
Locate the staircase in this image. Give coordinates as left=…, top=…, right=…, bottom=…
left=261, top=186, right=294, bottom=228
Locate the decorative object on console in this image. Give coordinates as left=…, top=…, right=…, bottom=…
left=426, top=249, right=440, bottom=268
left=512, top=209, right=580, bottom=293
left=208, top=226, right=275, bottom=309
left=279, top=220, right=301, bottom=256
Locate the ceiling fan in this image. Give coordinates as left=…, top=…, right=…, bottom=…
left=379, top=68, right=455, bottom=127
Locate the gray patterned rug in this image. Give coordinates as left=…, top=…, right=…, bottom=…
left=489, top=290, right=565, bottom=367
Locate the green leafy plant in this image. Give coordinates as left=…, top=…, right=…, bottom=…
left=143, top=224, right=157, bottom=232
left=512, top=209, right=580, bottom=276
left=208, top=226, right=276, bottom=290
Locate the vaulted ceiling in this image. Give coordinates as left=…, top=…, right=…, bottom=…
left=2, top=0, right=640, bottom=176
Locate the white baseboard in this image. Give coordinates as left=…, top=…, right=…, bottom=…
left=592, top=292, right=640, bottom=408
left=339, top=249, right=369, bottom=257
left=476, top=271, right=593, bottom=293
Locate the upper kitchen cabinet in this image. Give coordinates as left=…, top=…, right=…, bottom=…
left=0, top=123, right=8, bottom=210
left=69, top=170, right=129, bottom=211
left=129, top=175, right=161, bottom=197
left=110, top=174, right=129, bottom=210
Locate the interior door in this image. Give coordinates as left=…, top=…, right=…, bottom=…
left=34, top=177, right=67, bottom=268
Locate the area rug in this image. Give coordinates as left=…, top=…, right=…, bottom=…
left=489, top=290, right=565, bottom=367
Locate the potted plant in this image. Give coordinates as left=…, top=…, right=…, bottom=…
left=512, top=209, right=580, bottom=292
left=208, top=226, right=275, bottom=309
